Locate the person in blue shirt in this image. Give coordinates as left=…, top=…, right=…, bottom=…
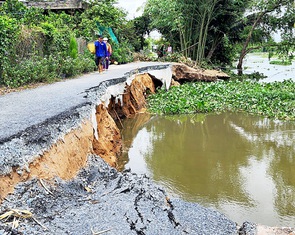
left=94, top=35, right=108, bottom=73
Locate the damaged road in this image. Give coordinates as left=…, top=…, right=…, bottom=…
left=0, top=62, right=170, bottom=142
left=1, top=62, right=287, bottom=234
left=0, top=155, right=238, bottom=235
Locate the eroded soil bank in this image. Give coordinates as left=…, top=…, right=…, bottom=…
left=0, top=155, right=239, bottom=235
left=0, top=64, right=293, bottom=234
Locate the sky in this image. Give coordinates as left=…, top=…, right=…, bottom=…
left=115, top=0, right=161, bottom=39
left=115, top=0, right=146, bottom=20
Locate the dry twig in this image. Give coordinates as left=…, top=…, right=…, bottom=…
left=32, top=217, right=48, bottom=230
left=91, top=228, right=111, bottom=234
left=0, top=209, right=33, bottom=221
left=0, top=209, right=48, bottom=231
left=12, top=217, right=19, bottom=229
left=39, top=179, right=54, bottom=195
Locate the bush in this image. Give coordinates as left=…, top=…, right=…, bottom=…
left=111, top=42, right=133, bottom=64
left=2, top=55, right=59, bottom=87
left=69, top=36, right=78, bottom=59
left=78, top=55, right=97, bottom=73
left=2, top=53, right=96, bottom=87
left=0, top=15, right=19, bottom=83
left=60, top=54, right=96, bottom=78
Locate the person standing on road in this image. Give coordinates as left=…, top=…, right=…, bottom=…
left=94, top=35, right=108, bottom=73
left=167, top=44, right=172, bottom=55
left=103, top=37, right=112, bottom=71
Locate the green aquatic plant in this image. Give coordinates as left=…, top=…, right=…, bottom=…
left=147, top=79, right=295, bottom=120
left=269, top=60, right=292, bottom=66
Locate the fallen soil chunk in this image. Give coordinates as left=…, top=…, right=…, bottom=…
left=172, top=63, right=230, bottom=83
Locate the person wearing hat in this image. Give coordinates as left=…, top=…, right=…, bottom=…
left=94, top=35, right=108, bottom=73
left=103, top=37, right=112, bottom=71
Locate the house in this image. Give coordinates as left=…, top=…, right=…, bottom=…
left=0, top=0, right=88, bottom=11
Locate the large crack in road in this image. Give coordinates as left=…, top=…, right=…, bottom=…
left=1, top=64, right=288, bottom=234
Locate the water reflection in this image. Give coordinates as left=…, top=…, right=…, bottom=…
left=119, top=112, right=295, bottom=226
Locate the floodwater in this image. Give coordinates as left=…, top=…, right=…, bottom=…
left=118, top=112, right=295, bottom=227
left=234, top=52, right=295, bottom=82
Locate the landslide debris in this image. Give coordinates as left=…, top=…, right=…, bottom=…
left=4, top=64, right=291, bottom=234
left=0, top=155, right=238, bottom=235
left=172, top=63, right=230, bottom=83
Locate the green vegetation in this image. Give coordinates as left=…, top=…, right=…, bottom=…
left=228, top=70, right=267, bottom=81
left=0, top=0, right=133, bottom=88
left=147, top=79, right=295, bottom=120
left=69, top=37, right=78, bottom=59
left=144, top=0, right=295, bottom=71
left=270, top=60, right=292, bottom=66
left=0, top=0, right=294, bottom=89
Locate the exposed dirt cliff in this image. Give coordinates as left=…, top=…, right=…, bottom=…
left=107, top=73, right=158, bottom=120
left=0, top=120, right=93, bottom=200
left=92, top=104, right=121, bottom=167
left=0, top=72, right=159, bottom=201
left=1, top=66, right=294, bottom=235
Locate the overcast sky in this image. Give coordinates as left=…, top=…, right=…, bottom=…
left=115, top=0, right=161, bottom=39
left=115, top=0, right=146, bottom=19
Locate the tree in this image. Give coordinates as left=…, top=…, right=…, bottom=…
left=133, top=15, right=151, bottom=51
left=205, top=0, right=249, bottom=64
left=0, top=0, right=27, bottom=20
left=144, top=0, right=248, bottom=65
left=77, top=0, right=126, bottom=41
left=236, top=0, right=295, bottom=74
left=144, top=0, right=182, bottom=51
left=193, top=0, right=219, bottom=64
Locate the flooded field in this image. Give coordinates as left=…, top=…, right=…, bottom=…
left=118, top=112, right=295, bottom=227
left=235, top=52, right=295, bottom=82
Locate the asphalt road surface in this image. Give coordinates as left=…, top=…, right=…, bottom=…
left=0, top=62, right=170, bottom=142
left=0, top=62, right=258, bottom=235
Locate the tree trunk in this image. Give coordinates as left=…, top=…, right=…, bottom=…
left=237, top=1, right=282, bottom=74
left=206, top=36, right=221, bottom=61
left=237, top=14, right=263, bottom=73
left=195, top=0, right=218, bottom=65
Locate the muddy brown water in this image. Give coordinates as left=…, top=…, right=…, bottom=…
left=118, top=112, right=295, bottom=227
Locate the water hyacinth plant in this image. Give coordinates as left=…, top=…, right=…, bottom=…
left=147, top=79, right=295, bottom=120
